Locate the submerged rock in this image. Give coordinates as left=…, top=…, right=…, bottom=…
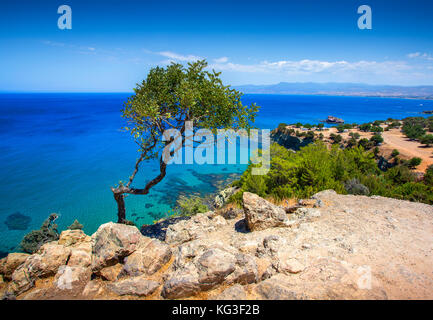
left=4, top=212, right=31, bottom=231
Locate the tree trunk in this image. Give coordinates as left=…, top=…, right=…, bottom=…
left=113, top=192, right=126, bottom=223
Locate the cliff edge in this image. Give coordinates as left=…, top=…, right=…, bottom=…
left=1, top=190, right=432, bottom=300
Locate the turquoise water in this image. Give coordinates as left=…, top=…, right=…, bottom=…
left=0, top=93, right=432, bottom=256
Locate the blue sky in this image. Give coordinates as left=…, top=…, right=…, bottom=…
left=1, top=0, right=433, bottom=91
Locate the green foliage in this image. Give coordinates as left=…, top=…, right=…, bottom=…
left=358, top=138, right=373, bottom=150
left=359, top=123, right=372, bottom=132
left=277, top=123, right=288, bottom=131
left=67, top=219, right=84, bottom=230
left=175, top=195, right=208, bottom=217
left=420, top=134, right=433, bottom=147
left=402, top=117, right=427, bottom=140
left=330, top=133, right=343, bottom=144
left=424, top=165, right=433, bottom=186
left=370, top=134, right=384, bottom=146
left=231, top=141, right=433, bottom=205
left=344, top=178, right=369, bottom=195
left=391, top=149, right=400, bottom=157
left=20, top=213, right=60, bottom=254
left=407, top=157, right=422, bottom=169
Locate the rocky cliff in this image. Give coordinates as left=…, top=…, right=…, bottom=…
left=1, top=190, right=432, bottom=300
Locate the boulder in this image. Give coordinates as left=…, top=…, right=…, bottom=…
left=122, top=238, right=172, bottom=276
left=254, top=274, right=299, bottom=300
left=7, top=242, right=71, bottom=296
left=82, top=280, right=105, bottom=298
left=165, top=213, right=226, bottom=244
left=197, top=248, right=237, bottom=290
left=99, top=263, right=123, bottom=281
left=293, top=207, right=321, bottom=220
left=219, top=207, right=243, bottom=220
left=242, top=192, right=290, bottom=231
left=91, top=222, right=143, bottom=271
left=108, top=277, right=160, bottom=297
left=0, top=252, right=30, bottom=280
left=161, top=263, right=201, bottom=299
left=213, top=284, right=247, bottom=300
left=54, top=265, right=91, bottom=293
left=58, top=230, right=89, bottom=246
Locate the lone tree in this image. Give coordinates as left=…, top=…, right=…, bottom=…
left=111, top=60, right=259, bottom=223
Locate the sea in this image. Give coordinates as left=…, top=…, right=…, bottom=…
left=0, top=93, right=432, bottom=256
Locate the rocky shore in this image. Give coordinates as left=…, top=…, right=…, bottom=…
left=1, top=190, right=432, bottom=300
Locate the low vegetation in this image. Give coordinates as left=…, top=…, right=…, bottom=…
left=230, top=142, right=433, bottom=205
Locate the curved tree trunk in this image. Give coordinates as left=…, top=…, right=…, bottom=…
left=113, top=192, right=126, bottom=223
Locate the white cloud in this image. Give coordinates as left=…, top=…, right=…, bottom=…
left=157, top=51, right=202, bottom=62
left=213, top=56, right=229, bottom=63
left=407, top=52, right=433, bottom=61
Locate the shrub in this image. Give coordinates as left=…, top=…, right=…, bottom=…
left=391, top=149, right=400, bottom=157
left=67, top=219, right=84, bottom=230
left=407, top=157, right=422, bottom=169
left=176, top=195, right=208, bottom=217
left=344, top=178, right=370, bottom=195
left=370, top=134, right=384, bottom=146
left=20, top=213, right=60, bottom=254
left=424, top=165, right=433, bottom=186
left=420, top=134, right=433, bottom=147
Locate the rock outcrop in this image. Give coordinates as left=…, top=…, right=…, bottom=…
left=1, top=190, right=432, bottom=300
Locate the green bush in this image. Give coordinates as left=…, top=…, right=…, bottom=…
left=230, top=141, right=433, bottom=205
left=175, top=195, right=209, bottom=217
left=20, top=213, right=60, bottom=254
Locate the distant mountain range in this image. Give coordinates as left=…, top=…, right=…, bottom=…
left=235, top=82, right=433, bottom=100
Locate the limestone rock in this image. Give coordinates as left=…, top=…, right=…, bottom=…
left=213, top=284, right=247, bottom=300
left=214, top=187, right=239, bottom=209
left=122, top=238, right=172, bottom=276
left=58, top=229, right=89, bottom=246
left=254, top=275, right=299, bottom=300
left=82, top=280, right=105, bottom=298
left=242, top=192, right=290, bottom=231
left=161, top=263, right=201, bottom=299
left=165, top=213, right=226, bottom=244
left=99, top=263, right=123, bottom=281
left=91, top=222, right=143, bottom=271
left=294, top=207, right=321, bottom=219
left=277, top=258, right=305, bottom=274
left=197, top=248, right=237, bottom=289
left=108, top=276, right=160, bottom=297
left=54, top=265, right=91, bottom=293
left=0, top=252, right=30, bottom=280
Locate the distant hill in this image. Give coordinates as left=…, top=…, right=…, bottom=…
left=235, top=82, right=433, bottom=99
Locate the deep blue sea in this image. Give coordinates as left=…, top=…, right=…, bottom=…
left=0, top=93, right=432, bottom=256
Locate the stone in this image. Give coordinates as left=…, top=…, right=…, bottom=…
left=254, top=275, right=298, bottom=300
left=99, top=263, right=123, bottom=281
left=278, top=258, right=305, bottom=274
left=122, top=238, right=172, bottom=276
left=161, top=263, right=201, bottom=299
left=197, top=248, right=236, bottom=289
left=214, top=284, right=247, bottom=300
left=0, top=252, right=30, bottom=280
left=242, top=192, right=290, bottom=231
left=82, top=280, right=105, bottom=298
left=311, top=189, right=336, bottom=200
left=108, top=277, right=160, bottom=297
left=226, top=253, right=258, bottom=285
left=58, top=229, right=89, bottom=246
left=214, top=187, right=239, bottom=209
left=165, top=213, right=226, bottom=244
left=220, top=207, right=243, bottom=220
left=91, top=222, right=143, bottom=271
left=294, top=207, right=321, bottom=219
left=54, top=265, right=91, bottom=292
left=68, top=248, right=92, bottom=268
